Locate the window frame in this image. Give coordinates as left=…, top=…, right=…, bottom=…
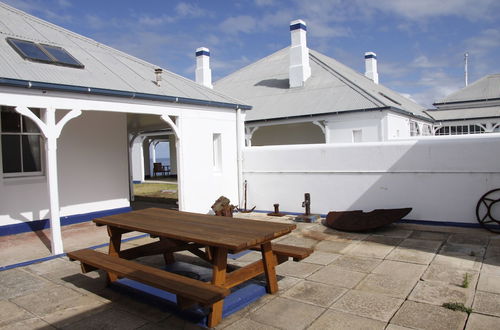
left=0, top=106, right=44, bottom=178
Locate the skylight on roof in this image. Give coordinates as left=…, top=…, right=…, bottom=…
left=7, top=37, right=84, bottom=69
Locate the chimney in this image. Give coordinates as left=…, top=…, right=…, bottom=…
left=364, top=52, right=379, bottom=84
left=289, top=19, right=311, bottom=88
left=195, top=47, right=213, bottom=88
left=154, top=68, right=162, bottom=86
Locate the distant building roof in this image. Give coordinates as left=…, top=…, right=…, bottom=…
left=0, top=3, right=250, bottom=110
left=434, top=74, right=500, bottom=105
left=215, top=47, right=430, bottom=122
left=425, top=106, right=500, bottom=121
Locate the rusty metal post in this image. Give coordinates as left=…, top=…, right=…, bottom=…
left=267, top=203, right=286, bottom=217
left=295, top=192, right=320, bottom=223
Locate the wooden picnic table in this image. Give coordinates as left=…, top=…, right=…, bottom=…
left=92, top=207, right=297, bottom=327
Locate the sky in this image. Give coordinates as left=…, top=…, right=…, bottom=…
left=3, top=0, right=500, bottom=108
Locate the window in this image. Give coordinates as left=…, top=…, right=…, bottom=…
left=410, top=121, right=420, bottom=136
left=212, top=133, right=222, bottom=171
left=352, top=129, right=362, bottom=143
left=435, top=124, right=485, bottom=136
left=422, top=124, right=433, bottom=136
left=1, top=106, right=43, bottom=176
left=7, top=37, right=84, bottom=69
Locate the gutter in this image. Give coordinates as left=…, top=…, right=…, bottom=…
left=0, top=77, right=252, bottom=111
left=246, top=106, right=434, bottom=124
left=433, top=97, right=500, bottom=106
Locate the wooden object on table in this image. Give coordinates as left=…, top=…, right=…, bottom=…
left=67, top=249, right=230, bottom=305
left=211, top=196, right=235, bottom=217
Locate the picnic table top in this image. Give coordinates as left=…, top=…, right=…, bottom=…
left=94, top=208, right=296, bottom=252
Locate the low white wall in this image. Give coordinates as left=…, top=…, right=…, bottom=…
left=243, top=134, right=500, bottom=224
left=0, top=111, right=130, bottom=226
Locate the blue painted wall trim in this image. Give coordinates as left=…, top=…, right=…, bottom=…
left=251, top=209, right=494, bottom=229
left=290, top=23, right=307, bottom=31
left=195, top=50, right=210, bottom=57
left=0, top=206, right=132, bottom=237
left=132, top=180, right=142, bottom=184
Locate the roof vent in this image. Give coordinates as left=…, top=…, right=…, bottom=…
left=364, top=52, right=379, bottom=84
left=154, top=68, right=163, bottom=86
left=289, top=19, right=311, bottom=88
left=195, top=47, right=213, bottom=89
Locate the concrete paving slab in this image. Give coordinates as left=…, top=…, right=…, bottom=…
left=481, top=256, right=500, bottom=276
left=409, top=230, right=450, bottom=241
left=385, top=325, right=414, bottom=330
left=0, top=268, right=52, bottom=299
left=281, top=280, right=347, bottom=307
left=343, top=236, right=402, bottom=259
left=11, top=284, right=105, bottom=317
left=399, top=238, right=443, bottom=251
left=465, top=313, right=500, bottom=330
left=370, top=225, right=413, bottom=238
left=248, top=297, right=325, bottom=330
left=439, top=243, right=486, bottom=258
left=330, top=289, right=404, bottom=322
left=276, top=260, right=322, bottom=278
left=223, top=317, right=279, bottom=330
left=307, top=264, right=366, bottom=289
left=356, top=273, right=419, bottom=299
left=485, top=245, right=500, bottom=258
left=447, top=233, right=490, bottom=247
left=408, top=280, right=473, bottom=307
left=42, top=301, right=110, bottom=328
left=0, top=317, right=55, bottom=329
left=431, top=254, right=482, bottom=272
left=477, top=273, right=500, bottom=294
left=277, top=235, right=319, bottom=249
left=308, top=309, right=386, bottom=330
left=391, top=300, right=467, bottom=330
left=385, top=246, right=437, bottom=265
left=0, top=300, right=34, bottom=327
left=301, top=251, right=340, bottom=265
left=422, top=264, right=478, bottom=287
left=302, top=225, right=369, bottom=241
left=153, top=314, right=205, bottom=330
left=314, top=240, right=353, bottom=254
left=59, top=307, right=149, bottom=330
left=371, top=260, right=427, bottom=279
left=329, top=255, right=382, bottom=273
left=472, top=291, right=500, bottom=317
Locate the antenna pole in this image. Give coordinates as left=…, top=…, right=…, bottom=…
left=464, top=52, right=469, bottom=87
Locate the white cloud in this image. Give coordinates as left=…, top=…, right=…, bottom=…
left=357, top=0, right=500, bottom=21
left=219, top=15, right=257, bottom=35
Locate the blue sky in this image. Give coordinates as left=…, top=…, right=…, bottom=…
left=4, top=0, right=500, bottom=108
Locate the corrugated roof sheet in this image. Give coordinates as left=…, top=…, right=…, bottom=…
left=425, top=106, right=500, bottom=121
left=215, top=47, right=429, bottom=121
left=0, top=3, right=247, bottom=108
left=436, top=74, right=500, bottom=104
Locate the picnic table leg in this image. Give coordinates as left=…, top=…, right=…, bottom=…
left=207, top=247, right=228, bottom=328
left=261, top=242, right=279, bottom=294
left=159, top=237, right=176, bottom=265
left=106, top=226, right=123, bottom=283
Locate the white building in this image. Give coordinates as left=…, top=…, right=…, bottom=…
left=426, top=74, right=500, bottom=135
left=214, top=20, right=433, bottom=146
left=0, top=3, right=250, bottom=254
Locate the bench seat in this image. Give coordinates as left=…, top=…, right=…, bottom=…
left=67, top=249, right=230, bottom=305
left=251, top=243, right=313, bottom=262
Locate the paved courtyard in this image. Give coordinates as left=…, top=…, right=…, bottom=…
left=1, top=212, right=500, bottom=329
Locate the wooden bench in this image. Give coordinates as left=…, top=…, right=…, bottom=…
left=251, top=243, right=313, bottom=263
left=67, top=249, right=230, bottom=306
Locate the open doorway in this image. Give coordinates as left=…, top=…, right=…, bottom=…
left=128, top=114, right=179, bottom=210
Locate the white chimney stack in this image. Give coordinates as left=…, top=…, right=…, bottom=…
left=289, top=19, right=311, bottom=88
left=364, top=52, right=379, bottom=84
left=195, top=47, right=212, bottom=88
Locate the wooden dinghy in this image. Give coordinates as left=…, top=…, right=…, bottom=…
left=324, top=208, right=412, bottom=232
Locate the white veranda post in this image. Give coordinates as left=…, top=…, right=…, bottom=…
left=16, top=106, right=82, bottom=255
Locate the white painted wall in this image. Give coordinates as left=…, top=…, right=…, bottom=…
left=177, top=107, right=239, bottom=213
left=0, top=111, right=130, bottom=226
left=131, top=136, right=145, bottom=182
left=386, top=112, right=411, bottom=140
left=327, top=111, right=383, bottom=143
left=243, top=134, right=500, bottom=224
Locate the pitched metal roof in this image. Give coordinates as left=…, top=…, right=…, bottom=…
left=0, top=3, right=250, bottom=110
left=215, top=47, right=430, bottom=122
left=425, top=106, right=500, bottom=121
left=435, top=74, right=500, bottom=105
